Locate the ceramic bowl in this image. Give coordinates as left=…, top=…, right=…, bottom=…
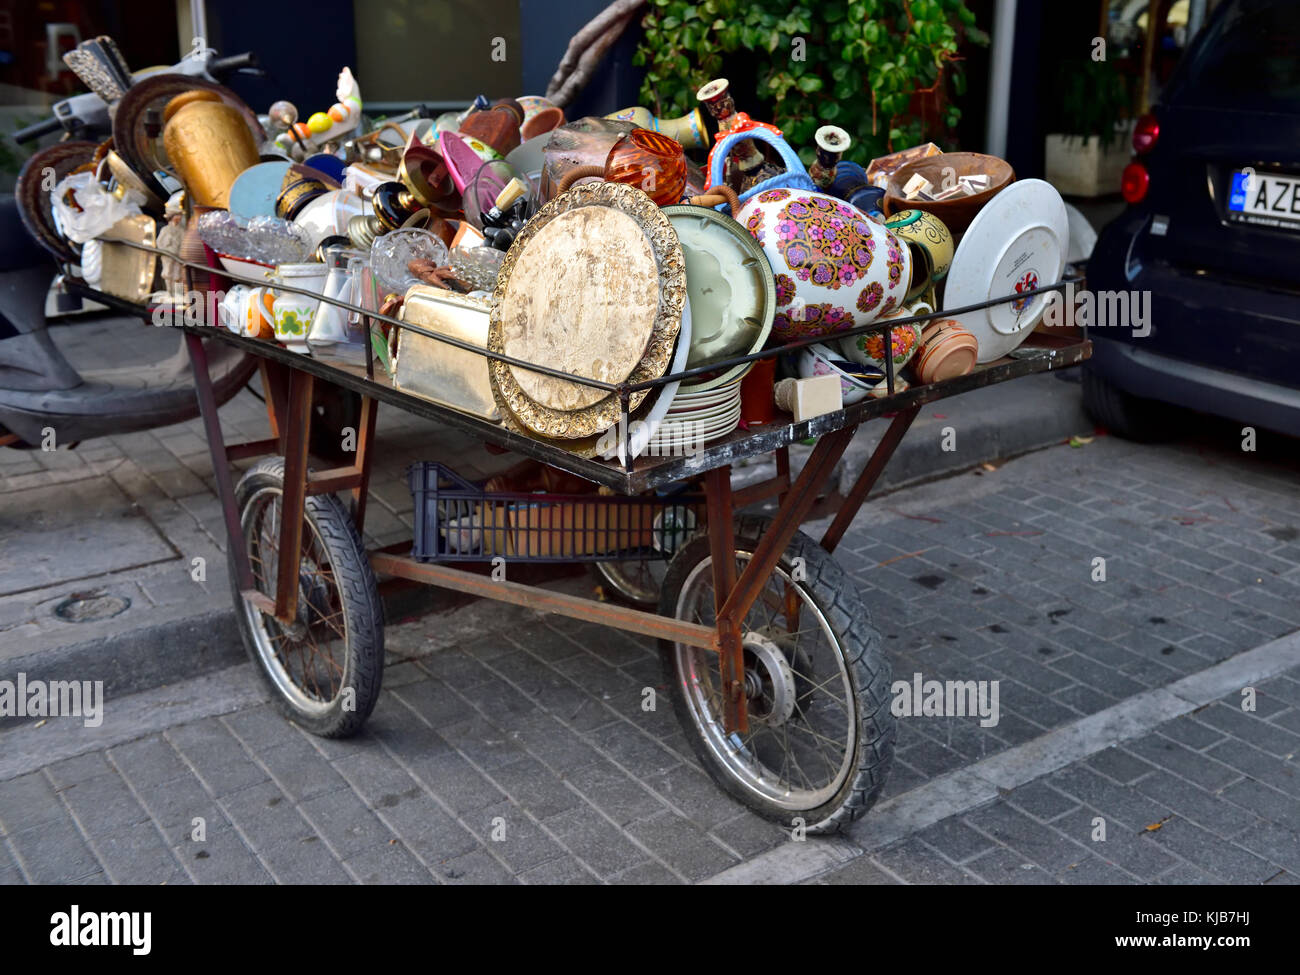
left=737, top=188, right=911, bottom=343
left=294, top=189, right=367, bottom=250
left=839, top=296, right=932, bottom=371
left=795, top=343, right=886, bottom=406
left=883, top=151, right=1014, bottom=234
left=216, top=253, right=275, bottom=282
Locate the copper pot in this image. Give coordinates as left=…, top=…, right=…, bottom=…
left=162, top=90, right=260, bottom=209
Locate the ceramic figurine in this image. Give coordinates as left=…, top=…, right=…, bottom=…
left=696, top=78, right=784, bottom=193
left=274, top=67, right=363, bottom=157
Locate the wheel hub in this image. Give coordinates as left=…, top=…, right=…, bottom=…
left=742, top=632, right=797, bottom=727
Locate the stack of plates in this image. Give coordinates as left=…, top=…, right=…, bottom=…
left=647, top=378, right=743, bottom=453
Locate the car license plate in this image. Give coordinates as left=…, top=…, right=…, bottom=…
left=1227, top=169, right=1300, bottom=229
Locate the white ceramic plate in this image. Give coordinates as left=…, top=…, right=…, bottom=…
left=598, top=296, right=693, bottom=463
left=651, top=406, right=742, bottom=449
left=942, top=178, right=1069, bottom=363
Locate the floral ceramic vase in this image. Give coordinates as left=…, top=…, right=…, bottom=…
left=737, top=188, right=911, bottom=342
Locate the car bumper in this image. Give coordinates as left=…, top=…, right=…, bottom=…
left=1088, top=332, right=1300, bottom=438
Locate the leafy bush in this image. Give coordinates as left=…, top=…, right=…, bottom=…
left=633, top=0, right=987, bottom=166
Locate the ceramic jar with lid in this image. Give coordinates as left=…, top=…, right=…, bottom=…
left=737, top=188, right=911, bottom=342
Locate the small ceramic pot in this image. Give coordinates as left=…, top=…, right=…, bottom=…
left=517, top=96, right=565, bottom=140
left=271, top=262, right=328, bottom=353
left=245, top=286, right=276, bottom=339
left=738, top=188, right=911, bottom=342
left=913, top=318, right=978, bottom=384
left=884, top=208, right=954, bottom=301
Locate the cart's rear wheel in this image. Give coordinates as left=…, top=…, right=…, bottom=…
left=592, top=558, right=667, bottom=609
left=227, top=457, right=384, bottom=737
left=658, top=515, right=895, bottom=834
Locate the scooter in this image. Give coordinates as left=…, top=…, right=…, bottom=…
left=1, top=42, right=355, bottom=454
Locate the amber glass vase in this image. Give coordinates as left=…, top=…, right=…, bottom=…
left=602, top=129, right=687, bottom=206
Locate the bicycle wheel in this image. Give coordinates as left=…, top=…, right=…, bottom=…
left=592, top=558, right=668, bottom=609
left=227, top=456, right=384, bottom=737
left=658, top=515, right=895, bottom=833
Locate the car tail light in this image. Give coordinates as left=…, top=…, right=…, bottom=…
left=1132, top=113, right=1159, bottom=154
left=1121, top=162, right=1150, bottom=204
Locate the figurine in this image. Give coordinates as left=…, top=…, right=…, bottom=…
left=274, top=67, right=363, bottom=157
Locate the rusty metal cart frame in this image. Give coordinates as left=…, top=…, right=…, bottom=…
left=69, top=245, right=1090, bottom=831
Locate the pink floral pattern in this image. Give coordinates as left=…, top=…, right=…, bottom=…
left=773, top=302, right=853, bottom=339
left=775, top=196, right=876, bottom=291
left=745, top=210, right=765, bottom=245
left=774, top=273, right=796, bottom=307
left=756, top=188, right=791, bottom=203
left=856, top=282, right=884, bottom=314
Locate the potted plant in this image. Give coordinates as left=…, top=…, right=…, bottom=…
left=1044, top=57, right=1134, bottom=197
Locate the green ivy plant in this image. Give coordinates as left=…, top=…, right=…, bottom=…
left=633, top=0, right=987, bottom=167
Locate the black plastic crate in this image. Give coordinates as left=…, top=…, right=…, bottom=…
left=408, top=462, right=704, bottom=563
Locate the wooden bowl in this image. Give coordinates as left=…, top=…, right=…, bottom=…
left=883, top=152, right=1014, bottom=234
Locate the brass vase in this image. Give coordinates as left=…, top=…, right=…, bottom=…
left=162, top=90, right=259, bottom=209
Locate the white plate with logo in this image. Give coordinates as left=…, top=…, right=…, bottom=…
left=942, top=178, right=1068, bottom=362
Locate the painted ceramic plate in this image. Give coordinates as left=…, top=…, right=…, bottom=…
left=488, top=180, right=686, bottom=440
left=228, top=161, right=292, bottom=221
left=942, top=178, right=1069, bottom=363
left=662, top=204, right=774, bottom=378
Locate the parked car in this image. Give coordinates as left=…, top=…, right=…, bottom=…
left=1082, top=0, right=1300, bottom=441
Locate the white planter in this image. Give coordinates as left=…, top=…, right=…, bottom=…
left=1045, top=123, right=1134, bottom=197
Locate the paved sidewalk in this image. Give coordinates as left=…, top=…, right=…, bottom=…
left=814, top=663, right=1300, bottom=885
left=2, top=427, right=1298, bottom=884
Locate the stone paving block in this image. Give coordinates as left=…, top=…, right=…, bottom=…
left=1126, top=735, right=1239, bottom=792
left=1232, top=821, right=1300, bottom=876
left=625, top=812, right=739, bottom=883
left=8, top=816, right=101, bottom=883
left=0, top=771, right=64, bottom=833
left=165, top=717, right=271, bottom=797
left=1148, top=817, right=1276, bottom=884
left=608, top=860, right=683, bottom=884
left=963, top=844, right=1056, bottom=884
left=518, top=854, right=600, bottom=884
left=437, top=848, right=519, bottom=884
left=257, top=831, right=353, bottom=884
left=1206, top=738, right=1300, bottom=798
left=1153, top=714, right=1226, bottom=751
left=1221, top=778, right=1300, bottom=828
left=298, top=788, right=400, bottom=860
left=54, top=767, right=152, bottom=834
left=964, top=802, right=1091, bottom=874
left=487, top=755, right=583, bottom=820
left=1197, top=702, right=1300, bottom=758
left=563, top=761, right=672, bottom=827
left=1050, top=807, right=1176, bottom=880
left=1086, top=746, right=1156, bottom=785
left=88, top=820, right=188, bottom=885
left=344, top=838, right=435, bottom=884
left=177, top=825, right=273, bottom=884
left=1130, top=770, right=1259, bottom=837
left=1005, top=780, right=1079, bottom=823
left=543, top=805, right=654, bottom=879
left=874, top=837, right=980, bottom=884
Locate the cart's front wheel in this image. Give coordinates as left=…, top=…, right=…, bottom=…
left=659, top=516, right=895, bottom=834
left=227, top=457, right=384, bottom=737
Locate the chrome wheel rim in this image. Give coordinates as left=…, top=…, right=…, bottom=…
left=239, top=486, right=350, bottom=716
left=673, top=549, right=857, bottom=811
